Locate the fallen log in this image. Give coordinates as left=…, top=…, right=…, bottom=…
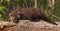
left=0, top=20, right=59, bottom=31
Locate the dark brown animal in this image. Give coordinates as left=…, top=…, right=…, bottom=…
left=9, top=8, right=57, bottom=25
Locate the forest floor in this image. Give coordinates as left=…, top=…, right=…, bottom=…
left=0, top=20, right=60, bottom=31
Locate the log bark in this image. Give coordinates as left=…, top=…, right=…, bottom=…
left=0, top=20, right=59, bottom=31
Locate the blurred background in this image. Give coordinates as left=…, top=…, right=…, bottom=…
left=0, top=0, right=60, bottom=22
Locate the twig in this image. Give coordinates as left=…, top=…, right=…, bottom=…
left=49, top=13, right=60, bottom=20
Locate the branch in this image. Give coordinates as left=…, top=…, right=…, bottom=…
left=49, top=13, right=60, bottom=20
left=34, top=0, right=37, bottom=8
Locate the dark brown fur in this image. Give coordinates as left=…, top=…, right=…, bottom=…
left=9, top=8, right=57, bottom=25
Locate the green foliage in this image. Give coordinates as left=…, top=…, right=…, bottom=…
left=0, top=0, right=10, bottom=21
left=0, top=6, right=5, bottom=11
left=0, top=6, right=5, bottom=21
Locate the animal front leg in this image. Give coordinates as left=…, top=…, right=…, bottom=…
left=13, top=18, right=20, bottom=23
